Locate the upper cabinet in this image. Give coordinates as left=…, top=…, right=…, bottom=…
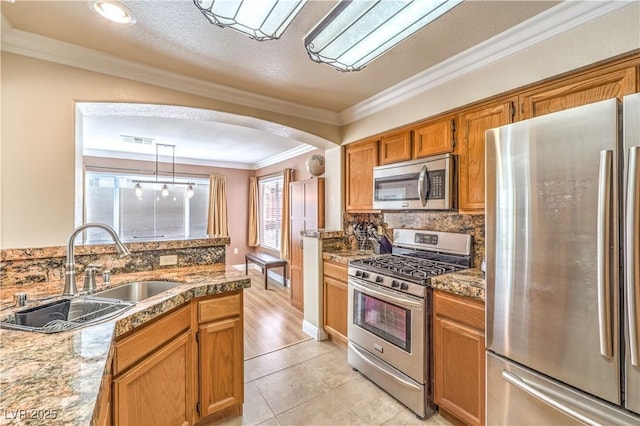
left=379, top=130, right=412, bottom=165
left=345, top=139, right=379, bottom=212
left=413, top=115, right=456, bottom=159
left=520, top=63, right=637, bottom=119
left=458, top=98, right=517, bottom=214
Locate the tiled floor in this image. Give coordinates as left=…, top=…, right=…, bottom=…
left=216, top=339, right=453, bottom=426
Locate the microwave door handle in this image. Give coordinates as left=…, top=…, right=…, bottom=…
left=418, top=165, right=428, bottom=207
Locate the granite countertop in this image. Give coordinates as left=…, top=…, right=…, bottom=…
left=322, top=251, right=485, bottom=301
left=302, top=229, right=345, bottom=239
left=430, top=268, right=485, bottom=301
left=0, top=265, right=250, bottom=425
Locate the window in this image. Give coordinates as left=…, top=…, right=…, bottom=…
left=259, top=175, right=283, bottom=251
left=84, top=171, right=209, bottom=243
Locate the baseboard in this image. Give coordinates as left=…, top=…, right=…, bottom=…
left=302, top=320, right=329, bottom=341
left=237, top=264, right=288, bottom=286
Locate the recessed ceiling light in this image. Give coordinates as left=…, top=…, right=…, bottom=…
left=93, top=1, right=136, bottom=24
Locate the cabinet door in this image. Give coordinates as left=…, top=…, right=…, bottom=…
left=290, top=265, right=304, bottom=311
left=113, top=331, right=192, bottom=426
left=458, top=98, right=515, bottom=213
left=199, top=317, right=243, bottom=417
left=379, top=131, right=412, bottom=165
left=434, top=291, right=485, bottom=426
left=345, top=139, right=379, bottom=211
left=323, top=275, right=348, bottom=345
left=520, top=65, right=636, bottom=119
left=413, top=116, right=455, bottom=158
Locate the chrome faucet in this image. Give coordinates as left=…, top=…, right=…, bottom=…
left=63, top=223, right=131, bottom=296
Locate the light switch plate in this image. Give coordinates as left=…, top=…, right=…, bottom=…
left=159, top=255, right=178, bottom=266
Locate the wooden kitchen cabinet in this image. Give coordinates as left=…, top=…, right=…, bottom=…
left=520, top=64, right=637, bottom=119
left=112, top=304, right=193, bottom=426
left=197, top=291, right=244, bottom=419
left=413, top=115, right=456, bottom=158
left=457, top=97, right=516, bottom=213
left=290, top=178, right=325, bottom=312
left=433, top=290, right=485, bottom=426
left=345, top=139, right=379, bottom=211
left=379, top=130, right=412, bottom=165
left=322, top=260, right=348, bottom=346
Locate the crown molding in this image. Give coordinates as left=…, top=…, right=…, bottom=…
left=0, top=27, right=341, bottom=126
left=253, top=144, right=317, bottom=170
left=339, top=0, right=632, bottom=124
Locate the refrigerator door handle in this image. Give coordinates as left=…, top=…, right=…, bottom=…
left=626, top=146, right=640, bottom=366
left=597, top=149, right=613, bottom=358
left=501, top=370, right=602, bottom=426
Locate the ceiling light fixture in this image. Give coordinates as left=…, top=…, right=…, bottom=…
left=93, top=1, right=136, bottom=24
left=193, top=0, right=307, bottom=41
left=132, top=143, right=196, bottom=199
left=304, top=0, right=463, bottom=72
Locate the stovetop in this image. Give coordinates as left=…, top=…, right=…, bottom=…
left=347, top=229, right=472, bottom=298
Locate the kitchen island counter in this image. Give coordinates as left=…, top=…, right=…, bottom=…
left=0, top=265, right=250, bottom=425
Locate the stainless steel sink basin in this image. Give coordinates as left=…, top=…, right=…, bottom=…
left=0, top=296, right=135, bottom=333
left=93, top=280, right=183, bottom=302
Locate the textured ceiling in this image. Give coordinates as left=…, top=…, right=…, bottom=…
left=2, top=0, right=559, bottom=168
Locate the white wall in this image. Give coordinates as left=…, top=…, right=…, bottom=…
left=0, top=53, right=340, bottom=249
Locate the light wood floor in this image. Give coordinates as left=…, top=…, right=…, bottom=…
left=243, top=269, right=310, bottom=360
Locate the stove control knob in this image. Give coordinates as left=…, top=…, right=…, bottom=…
left=362, top=272, right=370, bottom=279
left=355, top=271, right=362, bottom=277
left=375, top=276, right=384, bottom=283
left=391, top=280, right=399, bottom=288
left=400, top=283, right=409, bottom=291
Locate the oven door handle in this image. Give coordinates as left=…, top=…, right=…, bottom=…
left=349, top=280, right=423, bottom=311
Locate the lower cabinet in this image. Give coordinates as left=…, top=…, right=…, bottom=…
left=323, top=260, right=348, bottom=346
left=112, top=304, right=193, bottom=426
left=197, top=291, right=244, bottom=419
left=433, top=290, right=485, bottom=426
left=108, top=290, right=244, bottom=425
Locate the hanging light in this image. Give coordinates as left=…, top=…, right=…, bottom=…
left=132, top=143, right=196, bottom=199
left=305, top=0, right=463, bottom=72
left=161, top=184, right=170, bottom=198
left=186, top=185, right=195, bottom=199
left=193, top=0, right=307, bottom=41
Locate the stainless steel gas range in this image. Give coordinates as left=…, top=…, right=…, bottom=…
left=347, top=229, right=472, bottom=419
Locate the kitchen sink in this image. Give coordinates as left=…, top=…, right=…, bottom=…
left=0, top=296, right=135, bottom=333
left=93, top=280, right=184, bottom=302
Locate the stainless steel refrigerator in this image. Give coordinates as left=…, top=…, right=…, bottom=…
left=485, top=94, right=640, bottom=425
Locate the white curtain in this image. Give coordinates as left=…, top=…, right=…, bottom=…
left=207, top=174, right=229, bottom=237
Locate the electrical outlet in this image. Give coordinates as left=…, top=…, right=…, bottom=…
left=159, top=255, right=178, bottom=266
left=233, top=248, right=239, bottom=254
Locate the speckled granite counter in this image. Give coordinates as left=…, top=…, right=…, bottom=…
left=322, top=250, right=374, bottom=265
left=0, top=266, right=250, bottom=425
left=430, top=268, right=485, bottom=301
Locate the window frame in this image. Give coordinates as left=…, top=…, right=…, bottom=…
left=258, top=175, right=284, bottom=251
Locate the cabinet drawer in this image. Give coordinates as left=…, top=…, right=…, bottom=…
left=198, top=291, right=242, bottom=323
left=434, top=290, right=485, bottom=331
left=323, top=261, right=347, bottom=281
left=114, top=304, right=191, bottom=375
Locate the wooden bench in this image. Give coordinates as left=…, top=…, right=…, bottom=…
left=245, top=252, right=288, bottom=290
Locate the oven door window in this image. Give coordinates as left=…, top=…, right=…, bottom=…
left=353, top=289, right=411, bottom=352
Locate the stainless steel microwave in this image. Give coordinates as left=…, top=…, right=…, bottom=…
left=372, top=154, right=455, bottom=210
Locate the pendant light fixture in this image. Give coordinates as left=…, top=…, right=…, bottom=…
left=193, top=0, right=308, bottom=41
left=305, top=0, right=463, bottom=72
left=132, top=144, right=196, bottom=199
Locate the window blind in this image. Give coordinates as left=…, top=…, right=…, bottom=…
left=259, top=175, right=283, bottom=251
